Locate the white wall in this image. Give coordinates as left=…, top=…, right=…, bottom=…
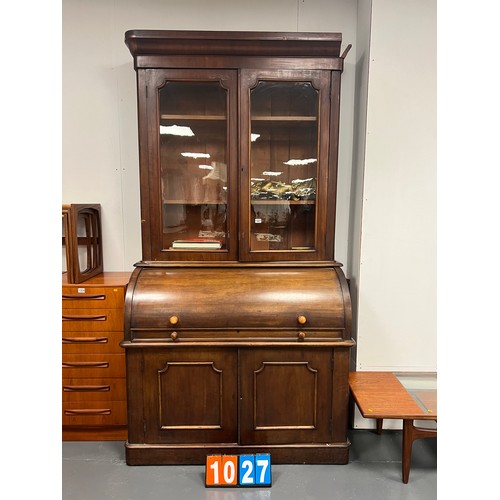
left=347, top=0, right=372, bottom=369
left=355, top=0, right=436, bottom=372
left=351, top=0, right=436, bottom=429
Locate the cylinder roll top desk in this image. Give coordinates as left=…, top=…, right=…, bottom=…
left=122, top=29, right=354, bottom=465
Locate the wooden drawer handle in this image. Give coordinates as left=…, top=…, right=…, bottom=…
left=62, top=294, right=106, bottom=300
left=62, top=336, right=108, bottom=344
left=62, top=314, right=107, bottom=321
left=65, top=408, right=111, bottom=416
left=62, top=361, right=109, bottom=369
left=63, top=385, right=110, bottom=392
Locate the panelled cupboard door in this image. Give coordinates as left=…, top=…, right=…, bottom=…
left=140, top=69, right=239, bottom=262
left=141, top=349, right=238, bottom=444
left=239, top=69, right=334, bottom=262
left=239, top=348, right=333, bottom=445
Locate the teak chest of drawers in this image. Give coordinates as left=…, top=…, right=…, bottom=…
left=62, top=272, right=131, bottom=440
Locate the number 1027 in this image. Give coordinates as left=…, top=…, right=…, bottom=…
left=205, top=454, right=272, bottom=487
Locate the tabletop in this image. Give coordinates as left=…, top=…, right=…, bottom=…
left=349, top=371, right=437, bottom=420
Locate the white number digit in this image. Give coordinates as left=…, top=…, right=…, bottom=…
left=223, top=460, right=235, bottom=483
left=210, top=461, right=219, bottom=484
left=241, top=459, right=254, bottom=484
left=256, top=459, right=268, bottom=483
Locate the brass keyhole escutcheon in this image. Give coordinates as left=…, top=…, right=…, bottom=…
left=298, top=331, right=306, bottom=341
left=169, top=315, right=179, bottom=325
left=170, top=331, right=178, bottom=341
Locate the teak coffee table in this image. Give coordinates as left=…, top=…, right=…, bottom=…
left=349, top=371, right=437, bottom=483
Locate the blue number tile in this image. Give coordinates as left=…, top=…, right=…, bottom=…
left=238, top=454, right=255, bottom=486
left=255, top=453, right=272, bottom=485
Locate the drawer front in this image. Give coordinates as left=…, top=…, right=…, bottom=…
left=129, top=328, right=345, bottom=344
left=62, top=308, right=124, bottom=332
left=62, top=286, right=125, bottom=309
left=63, top=330, right=124, bottom=354
left=62, top=354, right=125, bottom=378
left=62, top=401, right=127, bottom=426
left=62, top=378, right=126, bottom=402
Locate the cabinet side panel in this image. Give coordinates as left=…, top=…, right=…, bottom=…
left=332, top=346, right=350, bottom=442
left=327, top=71, right=342, bottom=259
left=125, top=350, right=145, bottom=443
left=136, top=70, right=153, bottom=261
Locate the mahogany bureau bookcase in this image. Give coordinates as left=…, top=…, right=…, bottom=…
left=122, top=30, right=354, bottom=465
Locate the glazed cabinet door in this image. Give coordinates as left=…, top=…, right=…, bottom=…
left=239, top=69, right=334, bottom=262
left=139, top=69, right=238, bottom=261
left=138, top=348, right=238, bottom=444
left=239, top=348, right=333, bottom=445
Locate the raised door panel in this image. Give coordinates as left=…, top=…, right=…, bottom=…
left=141, top=348, right=238, bottom=444
left=239, top=348, right=333, bottom=445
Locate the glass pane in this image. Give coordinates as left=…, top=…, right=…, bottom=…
left=159, top=81, right=228, bottom=251
left=249, top=81, right=318, bottom=252
left=395, top=373, right=437, bottom=415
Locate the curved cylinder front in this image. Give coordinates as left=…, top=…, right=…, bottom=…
left=124, top=266, right=351, bottom=339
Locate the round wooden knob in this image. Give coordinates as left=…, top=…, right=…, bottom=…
left=170, top=331, right=178, bottom=341
left=298, top=331, right=306, bottom=341
left=169, top=315, right=179, bottom=325
left=297, top=315, right=307, bottom=325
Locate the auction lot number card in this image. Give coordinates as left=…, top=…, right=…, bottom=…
left=205, top=454, right=272, bottom=487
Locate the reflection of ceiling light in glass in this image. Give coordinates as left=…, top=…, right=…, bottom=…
left=160, top=125, right=194, bottom=136
left=262, top=171, right=282, bottom=176
left=199, top=164, right=214, bottom=170
left=283, top=158, right=317, bottom=166
left=181, top=152, right=211, bottom=159
left=251, top=133, right=260, bottom=142
left=292, top=177, right=314, bottom=183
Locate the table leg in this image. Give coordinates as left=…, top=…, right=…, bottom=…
left=376, top=418, right=383, bottom=434
left=402, top=419, right=413, bottom=483
left=402, top=419, right=437, bottom=483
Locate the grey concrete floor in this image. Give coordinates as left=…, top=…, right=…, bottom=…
left=62, top=429, right=436, bottom=499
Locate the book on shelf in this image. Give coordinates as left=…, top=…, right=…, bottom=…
left=171, top=238, right=223, bottom=249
